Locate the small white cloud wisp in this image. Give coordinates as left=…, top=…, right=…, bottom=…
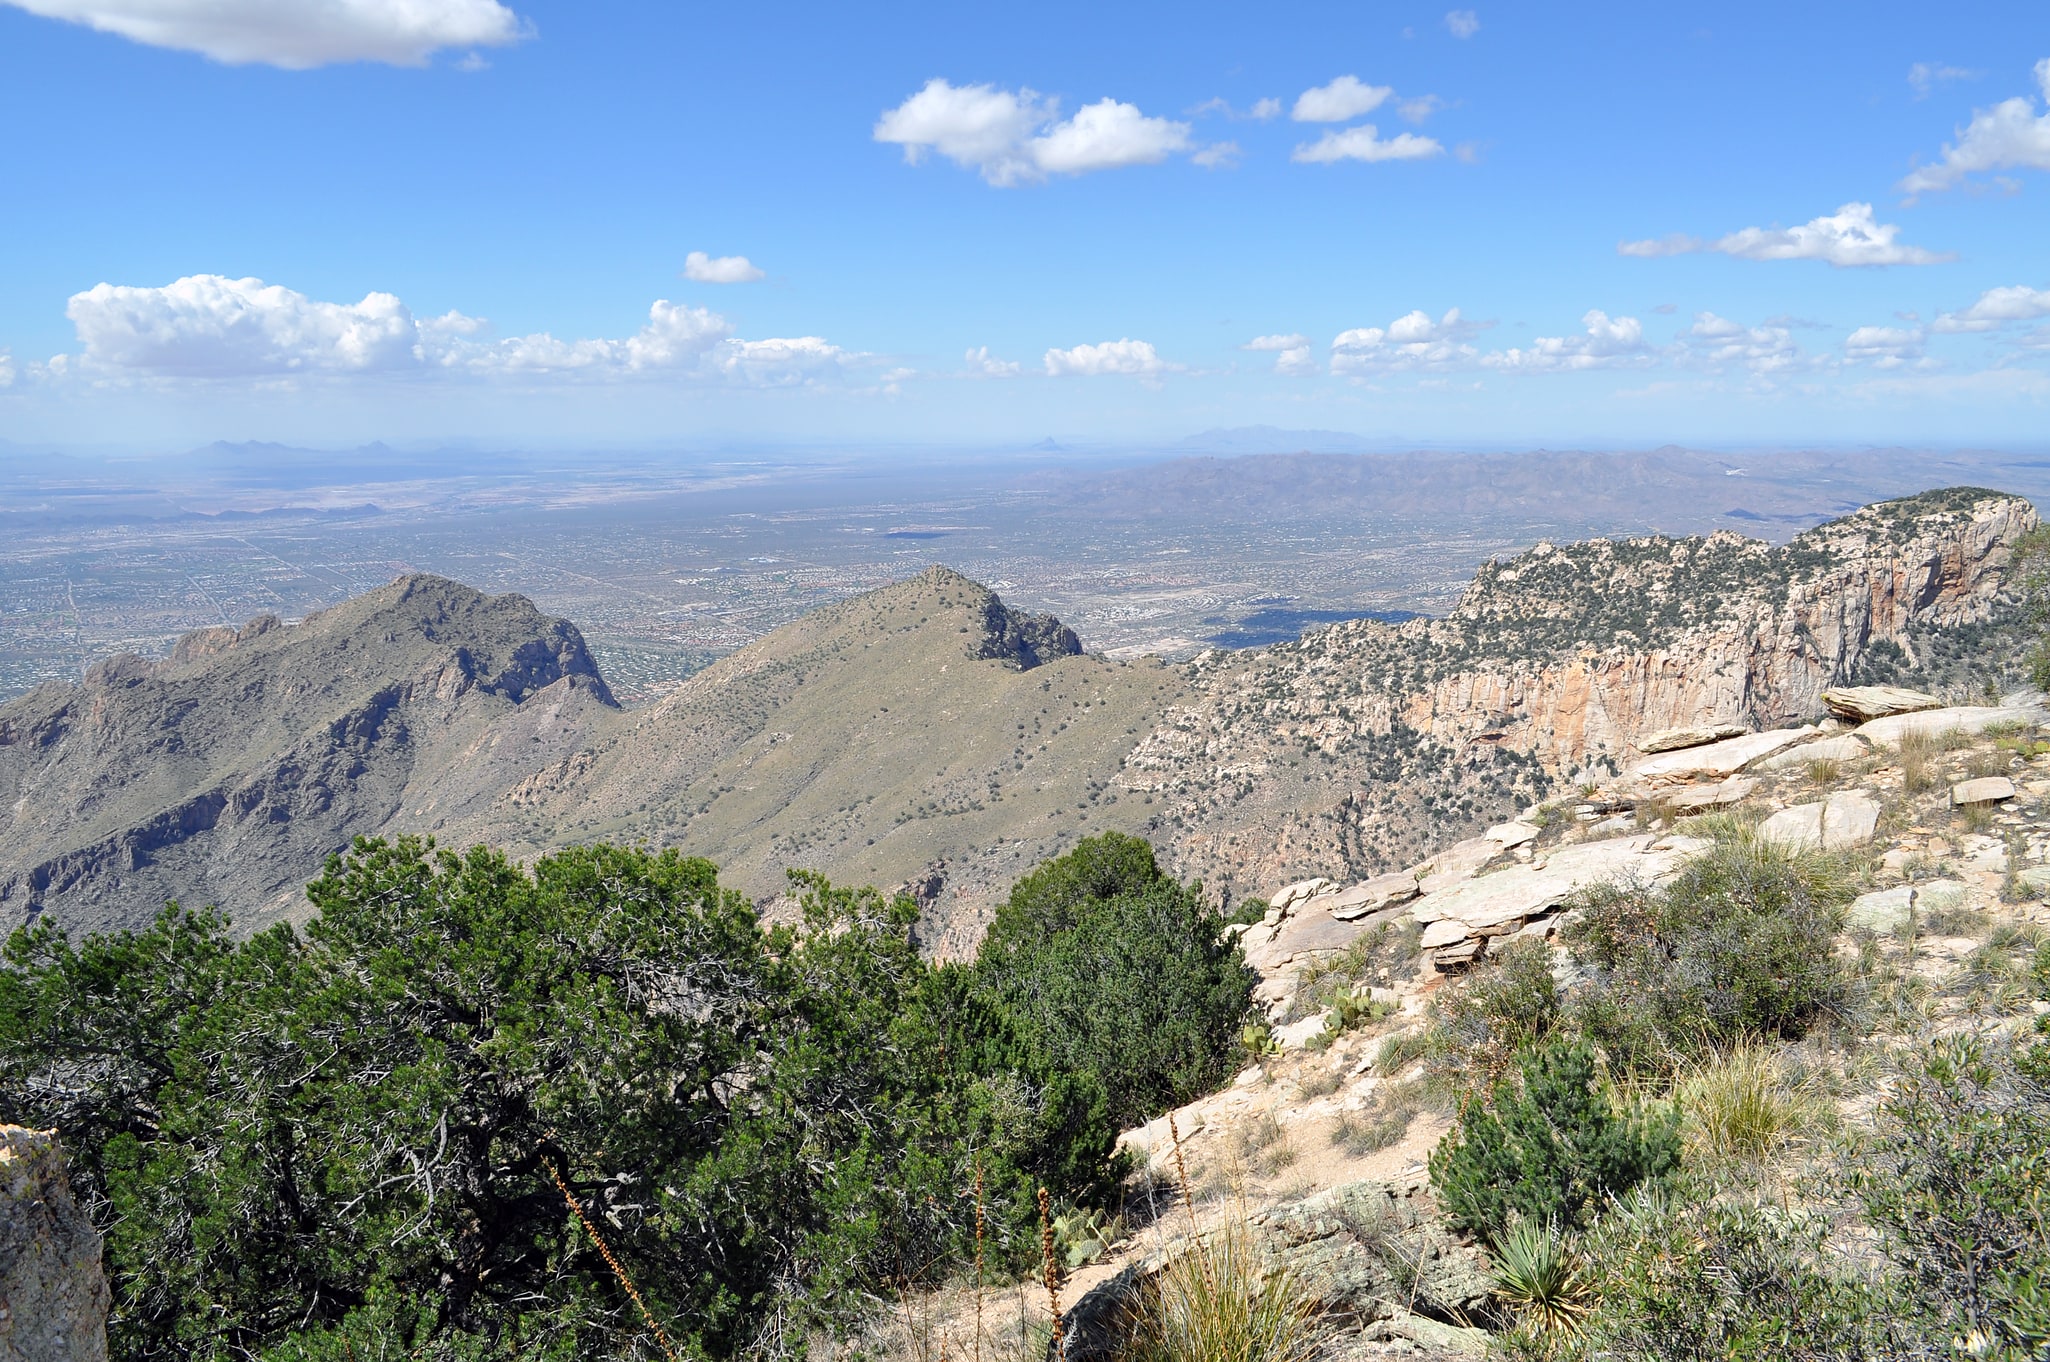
left=1900, top=58, right=2050, bottom=196
left=683, top=252, right=765, bottom=284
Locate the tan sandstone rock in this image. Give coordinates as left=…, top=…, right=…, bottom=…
left=1327, top=873, right=1421, bottom=921
left=1625, top=727, right=1815, bottom=787
left=0, top=1126, right=109, bottom=1362
left=1638, top=722, right=1749, bottom=753
left=1822, top=685, right=1943, bottom=722
left=1953, top=776, right=2017, bottom=805
left=1757, top=791, right=1881, bottom=851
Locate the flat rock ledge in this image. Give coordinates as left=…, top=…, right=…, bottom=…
left=1, top=1126, right=109, bottom=1362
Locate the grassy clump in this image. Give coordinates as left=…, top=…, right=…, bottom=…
left=1113, top=1218, right=1324, bottom=1362
left=1674, top=1040, right=1831, bottom=1164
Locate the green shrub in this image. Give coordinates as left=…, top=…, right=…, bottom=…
left=0, top=834, right=1244, bottom=1362
left=1563, top=827, right=1855, bottom=1076
left=972, top=833, right=1257, bottom=1130
left=1428, top=1040, right=1680, bottom=1245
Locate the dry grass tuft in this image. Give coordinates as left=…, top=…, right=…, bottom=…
left=1674, top=1040, right=1830, bottom=1163
left=1113, top=1217, right=1324, bottom=1362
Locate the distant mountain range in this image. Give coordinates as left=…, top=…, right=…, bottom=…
left=0, top=487, right=2037, bottom=949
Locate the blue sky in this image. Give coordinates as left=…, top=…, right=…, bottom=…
left=1, top=0, right=2048, bottom=450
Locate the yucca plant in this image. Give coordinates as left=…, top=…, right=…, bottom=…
left=1489, top=1216, right=1591, bottom=1338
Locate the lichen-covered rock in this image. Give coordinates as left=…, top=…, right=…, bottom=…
left=0, top=1126, right=109, bottom=1362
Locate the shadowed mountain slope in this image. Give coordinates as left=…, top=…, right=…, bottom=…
left=0, top=575, right=618, bottom=935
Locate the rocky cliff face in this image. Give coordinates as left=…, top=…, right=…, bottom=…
left=0, top=1126, right=108, bottom=1362
left=0, top=575, right=619, bottom=936
left=1120, top=489, right=2038, bottom=903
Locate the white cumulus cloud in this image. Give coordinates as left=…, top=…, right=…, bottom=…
left=1676, top=312, right=1807, bottom=374
left=1191, top=141, right=1241, bottom=169
left=1043, top=339, right=1177, bottom=377
left=1, top=0, right=526, bottom=68
left=1030, top=98, right=1192, bottom=175
left=1244, top=332, right=1315, bottom=374
left=57, top=274, right=853, bottom=388
left=1932, top=284, right=2050, bottom=333
left=1329, top=309, right=1480, bottom=372
left=68, top=275, right=419, bottom=373
left=0, top=350, right=14, bottom=389
left=1292, top=75, right=1393, bottom=122
left=874, top=79, right=1193, bottom=186
left=1292, top=125, right=1443, bottom=164
left=1445, top=10, right=1480, bottom=38
left=965, top=345, right=1021, bottom=377
left=1843, top=324, right=1927, bottom=368
left=1900, top=59, right=2050, bottom=196
left=1481, top=310, right=1650, bottom=372
left=683, top=251, right=764, bottom=284
left=1618, top=202, right=1952, bottom=267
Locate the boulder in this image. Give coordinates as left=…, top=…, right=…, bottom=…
left=0, top=1127, right=109, bottom=1362
left=1270, top=877, right=1338, bottom=911
left=1756, top=790, right=1881, bottom=851
left=1484, top=820, right=1540, bottom=849
left=1916, top=879, right=1970, bottom=915
left=1411, top=834, right=1693, bottom=929
left=1846, top=885, right=1916, bottom=935
left=1856, top=706, right=2039, bottom=750
left=1327, top=873, right=1421, bottom=921
left=1414, top=837, right=1506, bottom=894
left=1638, top=722, right=1749, bottom=754
left=1822, top=685, right=1942, bottom=722
left=1952, top=776, right=2017, bottom=805
left=1058, top=1178, right=1491, bottom=1360
left=1625, top=728, right=1815, bottom=787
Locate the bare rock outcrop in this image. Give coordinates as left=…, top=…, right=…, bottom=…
left=0, top=1127, right=108, bottom=1362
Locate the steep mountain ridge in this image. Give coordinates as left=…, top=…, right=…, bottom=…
left=436, top=567, right=1171, bottom=956
left=0, top=491, right=2036, bottom=945
left=0, top=576, right=617, bottom=934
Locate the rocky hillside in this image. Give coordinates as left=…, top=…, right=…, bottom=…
left=0, top=490, right=2037, bottom=944
left=0, top=575, right=618, bottom=935
left=1126, top=487, right=2037, bottom=903
left=437, top=566, right=1175, bottom=956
